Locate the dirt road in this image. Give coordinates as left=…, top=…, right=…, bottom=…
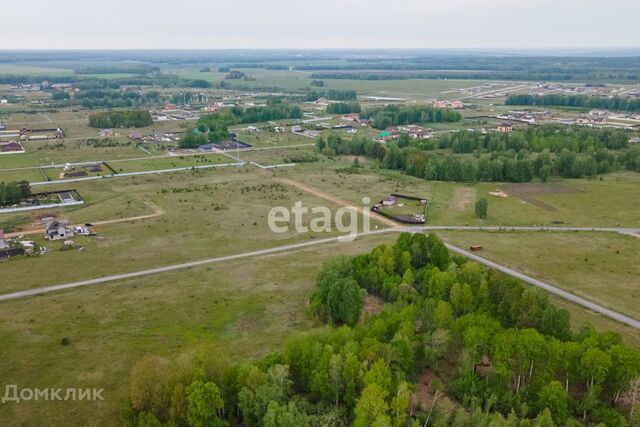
left=273, top=176, right=400, bottom=228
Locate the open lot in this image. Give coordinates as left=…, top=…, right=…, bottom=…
left=0, top=166, right=390, bottom=294
left=276, top=163, right=640, bottom=227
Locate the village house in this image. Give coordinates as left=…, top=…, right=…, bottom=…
left=100, top=129, right=116, bottom=137
left=311, top=97, right=329, bottom=107
left=44, top=219, right=74, bottom=241
left=291, top=125, right=304, bottom=133
left=341, top=113, right=361, bottom=122
left=450, top=100, right=465, bottom=109
left=629, top=137, right=640, bottom=145
left=496, top=123, right=513, bottom=133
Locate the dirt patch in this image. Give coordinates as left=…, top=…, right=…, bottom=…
left=359, top=294, right=384, bottom=323
left=450, top=188, right=474, bottom=212
left=506, top=183, right=579, bottom=213
left=414, top=370, right=456, bottom=414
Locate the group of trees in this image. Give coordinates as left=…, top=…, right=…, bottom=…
left=74, top=64, right=159, bottom=75
left=88, top=109, right=153, bottom=128
left=362, top=105, right=462, bottom=130
left=180, top=101, right=303, bottom=148
left=305, top=90, right=358, bottom=101
left=316, top=125, right=638, bottom=183
left=506, top=95, right=640, bottom=113
left=326, top=102, right=361, bottom=115
left=126, top=233, right=640, bottom=427
left=74, top=89, right=163, bottom=109
left=0, top=181, right=31, bottom=207
left=620, top=146, right=640, bottom=171
left=230, top=100, right=302, bottom=124
left=225, top=70, right=248, bottom=80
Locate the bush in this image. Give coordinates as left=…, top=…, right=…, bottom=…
left=475, top=198, right=488, bottom=219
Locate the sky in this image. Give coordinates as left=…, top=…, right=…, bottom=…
left=1, top=0, right=639, bottom=50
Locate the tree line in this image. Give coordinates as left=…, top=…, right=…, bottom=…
left=361, top=105, right=462, bottom=130
left=180, top=102, right=302, bottom=148
left=506, top=95, right=640, bottom=113
left=315, top=125, right=638, bottom=183
left=75, top=89, right=163, bottom=109
left=88, top=110, right=153, bottom=128
left=125, top=233, right=640, bottom=427
left=305, top=90, right=358, bottom=101
left=326, top=102, right=361, bottom=115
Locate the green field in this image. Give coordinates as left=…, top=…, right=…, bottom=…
left=276, top=163, right=640, bottom=227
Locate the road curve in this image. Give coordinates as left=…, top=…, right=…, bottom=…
left=0, top=227, right=638, bottom=330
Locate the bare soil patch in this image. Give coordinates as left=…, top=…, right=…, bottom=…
left=451, top=187, right=474, bottom=212
left=506, top=183, right=580, bottom=212
left=359, top=294, right=384, bottom=323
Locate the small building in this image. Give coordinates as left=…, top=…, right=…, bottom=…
left=629, top=137, right=640, bottom=145
left=382, top=195, right=396, bottom=206
left=496, top=123, right=513, bottom=133
left=0, top=230, right=5, bottom=249
left=100, top=129, right=115, bottom=137
left=291, top=125, right=303, bottom=133
left=0, top=122, right=5, bottom=130
left=44, top=219, right=74, bottom=241
left=377, top=131, right=391, bottom=142
left=129, top=131, right=143, bottom=140
left=450, top=100, right=465, bottom=109
left=470, top=245, right=483, bottom=252
left=247, top=126, right=259, bottom=132
left=53, top=128, right=65, bottom=139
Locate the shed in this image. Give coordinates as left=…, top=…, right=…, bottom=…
left=382, top=195, right=396, bottom=206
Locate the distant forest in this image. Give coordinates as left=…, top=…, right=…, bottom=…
left=2, top=51, right=640, bottom=82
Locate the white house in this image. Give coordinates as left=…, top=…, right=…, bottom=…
left=44, top=220, right=74, bottom=241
